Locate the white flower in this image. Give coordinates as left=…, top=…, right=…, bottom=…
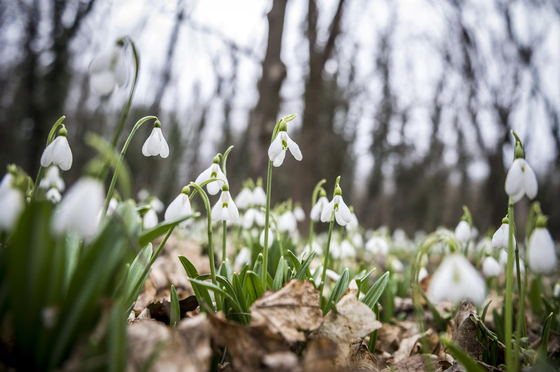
left=149, top=197, right=165, bottom=213
left=294, top=206, right=305, bottom=222
left=390, top=259, right=404, bottom=273
left=310, top=196, right=329, bottom=222
left=46, top=188, right=62, bottom=204
left=320, top=194, right=352, bottom=226
left=476, top=237, right=493, bottom=255
left=212, top=189, right=239, bottom=223
left=303, top=241, right=323, bottom=257
left=454, top=221, right=472, bottom=243
left=164, top=190, right=192, bottom=228
left=329, top=241, right=341, bottom=259
left=252, top=186, right=267, bottom=206
left=428, top=254, right=486, bottom=305
left=235, top=247, right=252, bottom=268
left=492, top=223, right=516, bottom=249
left=527, top=227, right=557, bottom=275
left=40, top=166, right=65, bottom=191
left=554, top=283, right=560, bottom=298
left=259, top=228, right=274, bottom=247
left=418, top=267, right=429, bottom=282
left=278, top=211, right=297, bottom=233
left=89, top=46, right=127, bottom=95
left=366, top=236, right=389, bottom=256
left=505, top=159, right=538, bottom=203
left=346, top=212, right=359, bottom=231
left=0, top=180, right=24, bottom=231
left=195, top=161, right=228, bottom=196
left=268, top=130, right=302, bottom=167
left=40, top=134, right=73, bottom=171
left=339, top=240, right=356, bottom=258
left=243, top=208, right=265, bottom=229
left=142, top=125, right=169, bottom=158
left=107, top=198, right=119, bottom=216
left=235, top=187, right=254, bottom=210
left=351, top=233, right=364, bottom=248
left=53, top=177, right=105, bottom=239
left=137, top=189, right=150, bottom=202
left=482, top=256, right=502, bottom=278
left=143, top=209, right=158, bottom=229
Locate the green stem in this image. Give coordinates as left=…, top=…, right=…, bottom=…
left=147, top=228, right=173, bottom=269
left=222, top=221, right=227, bottom=266
left=30, top=116, right=66, bottom=201
left=101, top=116, right=157, bottom=221
left=319, top=214, right=335, bottom=303
left=505, top=199, right=517, bottom=372
left=369, top=303, right=380, bottom=353
left=308, top=179, right=326, bottom=247
left=110, top=37, right=139, bottom=149
left=263, top=160, right=273, bottom=287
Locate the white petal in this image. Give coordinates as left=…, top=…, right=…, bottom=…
left=243, top=209, right=256, bottom=229
left=252, top=187, right=267, bottom=206
left=156, top=128, right=169, bottom=158
left=0, top=188, right=24, bottom=230
left=194, top=166, right=213, bottom=186
left=528, top=228, right=557, bottom=274
left=52, top=137, right=73, bottom=171
left=207, top=179, right=221, bottom=195
left=511, top=189, right=525, bottom=204
left=228, top=198, right=239, bottom=223
left=482, top=256, right=502, bottom=277
left=143, top=209, right=158, bottom=229
left=337, top=198, right=352, bottom=224
left=89, top=49, right=113, bottom=73
left=165, top=194, right=184, bottom=221
left=272, top=149, right=286, bottom=167
left=522, top=163, right=538, bottom=199
left=320, top=199, right=336, bottom=223
left=286, top=134, right=303, bottom=161
left=211, top=199, right=223, bottom=222
left=310, top=197, right=327, bottom=221
left=90, top=71, right=117, bottom=95
left=268, top=136, right=283, bottom=162
left=147, top=128, right=162, bottom=156
left=505, top=159, right=524, bottom=198
left=114, top=51, right=128, bottom=87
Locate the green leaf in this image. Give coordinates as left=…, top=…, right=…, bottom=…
left=273, top=258, right=285, bottom=291
left=178, top=256, right=214, bottom=312
left=122, top=243, right=153, bottom=309
left=420, top=289, right=447, bottom=332
left=441, top=336, right=486, bottom=372
left=295, top=251, right=315, bottom=281
left=538, top=312, right=554, bottom=361
left=481, top=300, right=492, bottom=323
left=108, top=299, right=128, bottom=372
left=188, top=279, right=245, bottom=317
left=138, top=213, right=198, bottom=246
left=247, top=271, right=265, bottom=299
left=287, top=250, right=302, bottom=271
left=361, top=272, right=390, bottom=310
left=232, top=274, right=249, bottom=314
left=221, top=145, right=234, bottom=176
left=170, top=285, right=181, bottom=327
left=323, top=268, right=350, bottom=316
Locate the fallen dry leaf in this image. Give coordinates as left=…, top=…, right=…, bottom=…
left=251, top=280, right=323, bottom=344
left=452, top=301, right=485, bottom=360
left=392, top=354, right=445, bottom=372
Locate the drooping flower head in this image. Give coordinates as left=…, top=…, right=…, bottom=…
left=89, top=43, right=127, bottom=95
left=454, top=206, right=473, bottom=244
left=41, top=126, right=73, bottom=171
left=212, top=184, right=239, bottom=223
left=492, top=216, right=516, bottom=249
left=243, top=208, right=265, bottom=229
left=294, top=203, right=305, bottom=222
left=143, top=208, right=158, bottom=229
left=268, top=118, right=302, bottom=167
left=482, top=256, right=502, bottom=278
left=0, top=167, right=25, bottom=231
left=346, top=206, right=359, bottom=231
left=320, top=185, right=352, bottom=226
left=310, top=188, right=328, bottom=222
left=195, top=154, right=228, bottom=196
left=366, top=236, right=389, bottom=256
left=252, top=178, right=267, bottom=206
left=142, top=120, right=169, bottom=158
left=505, top=133, right=537, bottom=203
left=40, top=166, right=65, bottom=191
left=165, top=186, right=193, bottom=228
left=527, top=216, right=557, bottom=275
left=278, top=210, right=298, bottom=233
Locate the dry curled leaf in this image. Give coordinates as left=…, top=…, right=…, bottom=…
left=452, top=301, right=485, bottom=360
left=251, top=280, right=323, bottom=344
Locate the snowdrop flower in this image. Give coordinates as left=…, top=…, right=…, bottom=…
left=366, top=236, right=389, bottom=256
left=492, top=220, right=516, bottom=249
left=46, top=188, right=62, bottom=204
left=142, top=121, right=169, bottom=158
left=137, top=189, right=150, bottom=202
left=329, top=241, right=342, bottom=259
left=0, top=173, right=24, bottom=231
left=252, top=182, right=267, bottom=206
left=476, top=237, right=493, bottom=255
left=505, top=158, right=537, bottom=204
left=268, top=121, right=302, bottom=167
left=165, top=186, right=193, bottom=228
left=149, top=197, right=165, bottom=213
left=40, top=166, right=65, bottom=191
left=195, top=155, right=228, bottom=196
left=351, top=233, right=364, bottom=248
left=278, top=211, right=297, bottom=233
left=212, top=185, right=239, bottom=223
left=294, top=204, right=305, bottom=222
left=339, top=240, right=356, bottom=259
left=89, top=44, right=127, bottom=95
left=40, top=128, right=73, bottom=171
left=429, top=254, right=486, bottom=305
left=310, top=193, right=329, bottom=222
left=527, top=218, right=557, bottom=275
left=418, top=267, right=429, bottom=282
left=482, top=256, right=502, bottom=278
left=346, top=210, right=359, bottom=231
left=455, top=220, right=472, bottom=243
left=235, top=247, right=252, bottom=268
left=235, top=187, right=254, bottom=210
left=53, top=177, right=105, bottom=239
left=320, top=186, right=352, bottom=226
left=303, top=241, right=323, bottom=257
left=390, top=259, right=404, bottom=273
left=143, top=208, right=158, bottom=229
left=259, top=228, right=274, bottom=247
left=243, top=208, right=265, bottom=229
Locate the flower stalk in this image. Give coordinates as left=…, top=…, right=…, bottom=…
left=505, top=199, right=517, bottom=372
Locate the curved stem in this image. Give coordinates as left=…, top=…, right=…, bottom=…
left=110, top=37, right=140, bottom=149
left=30, top=116, right=66, bottom=201
left=102, top=116, right=157, bottom=221
left=505, top=199, right=517, bottom=372
left=189, top=182, right=216, bottom=285
left=263, top=160, right=273, bottom=287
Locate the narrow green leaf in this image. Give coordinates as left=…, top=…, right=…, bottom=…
left=323, top=268, right=350, bottom=316
left=481, top=300, right=492, bottom=323
left=189, top=279, right=244, bottom=315
left=441, top=336, right=486, bottom=372
left=122, top=243, right=153, bottom=308
left=538, top=312, right=554, bottom=361
left=247, top=271, right=265, bottom=299
left=295, top=251, right=315, bottom=281
left=287, top=250, right=301, bottom=271
left=178, top=256, right=213, bottom=312
left=138, top=213, right=198, bottom=246
left=108, top=300, right=128, bottom=372
left=420, top=289, right=447, bottom=332
left=170, top=285, right=181, bottom=327
left=361, top=272, right=390, bottom=310
left=273, top=258, right=285, bottom=291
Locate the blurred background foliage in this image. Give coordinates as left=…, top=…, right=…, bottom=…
left=1, top=0, right=560, bottom=238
